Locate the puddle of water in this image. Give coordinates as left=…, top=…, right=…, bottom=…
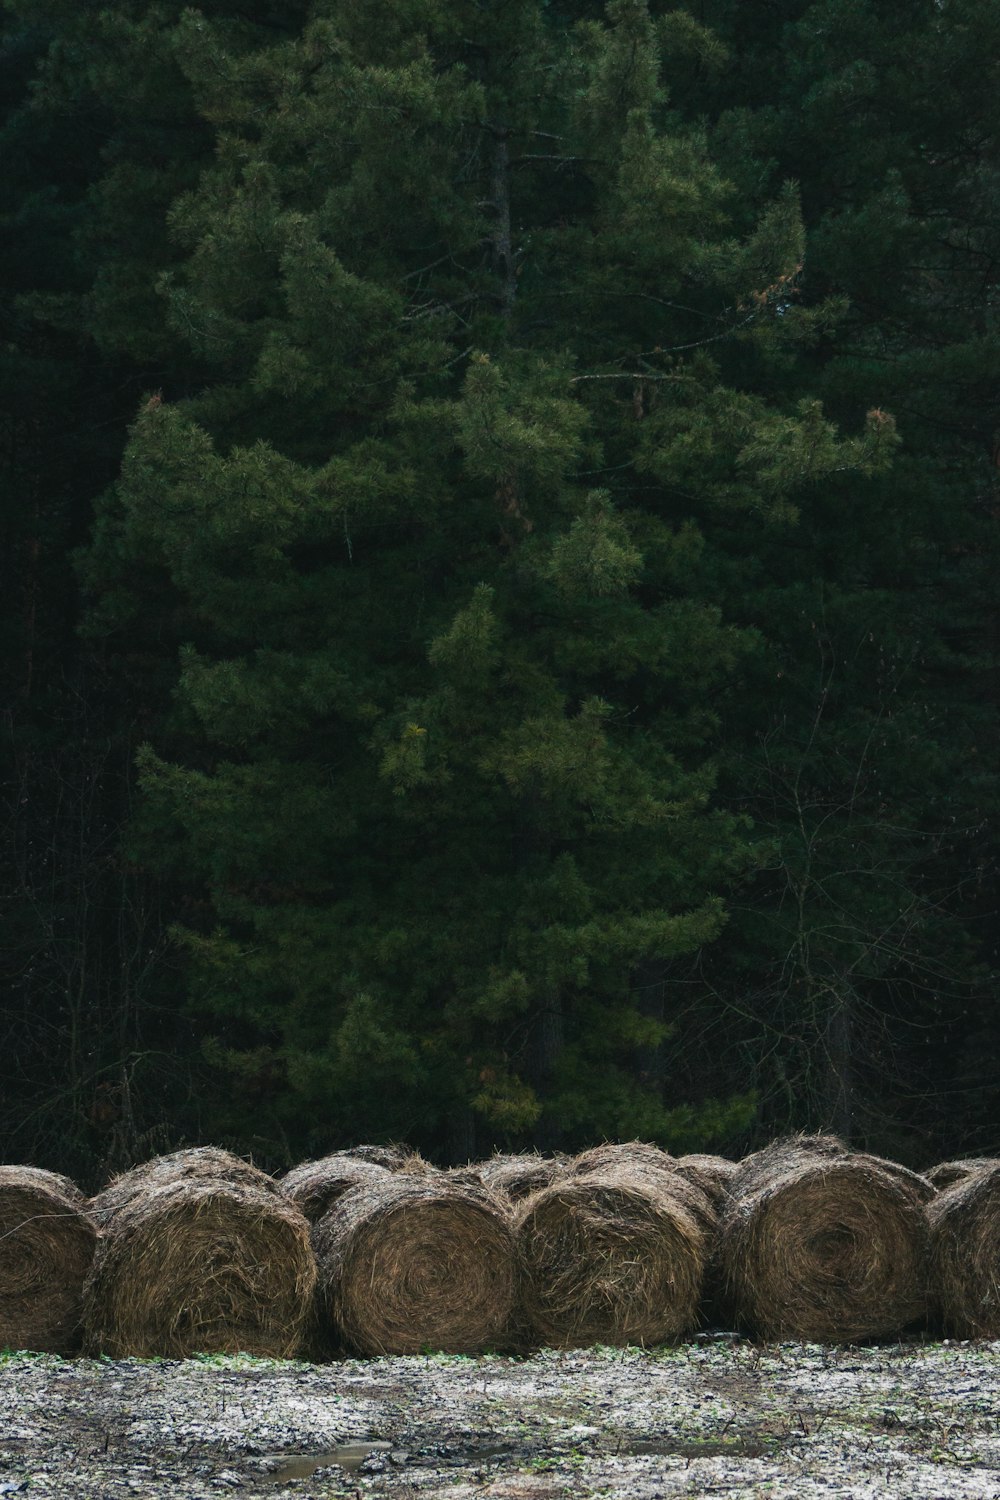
left=265, top=1435, right=773, bottom=1483
left=625, top=1437, right=772, bottom=1460
left=265, top=1441, right=392, bottom=1482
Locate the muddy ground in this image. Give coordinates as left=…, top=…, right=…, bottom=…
left=1, top=1338, right=999, bottom=1498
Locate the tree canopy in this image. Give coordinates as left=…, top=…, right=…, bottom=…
left=2, top=0, right=996, bottom=1179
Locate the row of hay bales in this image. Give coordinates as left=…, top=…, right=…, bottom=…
left=3, top=1137, right=1000, bottom=1359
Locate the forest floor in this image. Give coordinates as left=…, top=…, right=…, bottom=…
left=1, top=1337, right=1000, bottom=1498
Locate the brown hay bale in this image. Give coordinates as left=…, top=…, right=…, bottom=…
left=83, top=1178, right=315, bottom=1359
left=0, top=1166, right=97, bottom=1354
left=718, top=1151, right=930, bottom=1343
left=734, top=1135, right=934, bottom=1204
left=446, top=1163, right=484, bottom=1187
left=673, top=1154, right=738, bottom=1212
left=733, top=1137, right=934, bottom=1204
left=91, top=1146, right=279, bottom=1223
left=280, top=1153, right=392, bottom=1222
left=853, top=1152, right=936, bottom=1202
left=393, top=1151, right=439, bottom=1177
left=10, top=1165, right=87, bottom=1208
left=340, top=1143, right=416, bottom=1169
left=571, top=1140, right=679, bottom=1180
left=730, top=1134, right=849, bottom=1197
left=451, top=1153, right=566, bottom=1203
left=925, top=1158, right=995, bottom=1192
left=514, top=1168, right=711, bottom=1349
left=313, top=1174, right=516, bottom=1356
left=927, top=1162, right=1000, bottom=1336
left=572, top=1143, right=718, bottom=1239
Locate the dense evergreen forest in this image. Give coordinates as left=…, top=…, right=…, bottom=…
left=2, top=0, right=998, bottom=1185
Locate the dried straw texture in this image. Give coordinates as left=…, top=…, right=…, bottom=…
left=729, top=1135, right=849, bottom=1197
left=82, top=1179, right=316, bottom=1359
left=10, top=1165, right=87, bottom=1208
left=451, top=1153, right=565, bottom=1203
left=341, top=1144, right=417, bottom=1169
left=852, top=1153, right=936, bottom=1201
left=571, top=1140, right=679, bottom=1181
left=514, top=1168, right=711, bottom=1349
left=733, top=1135, right=934, bottom=1203
left=927, top=1162, right=1000, bottom=1336
left=280, top=1153, right=391, bottom=1223
left=925, top=1158, right=995, bottom=1192
left=91, top=1147, right=279, bottom=1224
left=673, top=1155, right=738, bottom=1212
left=313, top=1174, right=517, bottom=1356
left=0, top=1167, right=97, bottom=1353
left=719, top=1151, right=931, bottom=1343
left=572, top=1144, right=718, bottom=1239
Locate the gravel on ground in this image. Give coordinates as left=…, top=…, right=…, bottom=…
left=2, top=1337, right=1000, bottom=1498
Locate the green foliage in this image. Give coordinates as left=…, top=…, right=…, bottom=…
left=81, top=0, right=866, bottom=1157
left=652, top=0, right=1000, bottom=1154
left=7, top=0, right=996, bottom=1170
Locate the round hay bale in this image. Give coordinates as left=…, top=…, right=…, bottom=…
left=83, top=1178, right=315, bottom=1359
left=91, top=1146, right=279, bottom=1224
left=927, top=1162, right=1000, bottom=1336
left=340, top=1143, right=416, bottom=1169
left=853, top=1152, right=936, bottom=1201
left=447, top=1162, right=484, bottom=1187
left=451, top=1153, right=566, bottom=1203
left=925, top=1158, right=995, bottom=1192
left=571, top=1140, right=679, bottom=1180
left=280, top=1153, right=391, bottom=1223
left=571, top=1144, right=718, bottom=1239
left=313, top=1174, right=517, bottom=1356
left=718, top=1151, right=930, bottom=1343
left=514, top=1168, right=710, bottom=1349
left=10, top=1165, right=87, bottom=1209
left=734, top=1136, right=934, bottom=1204
left=673, top=1154, right=738, bottom=1212
left=0, top=1166, right=97, bottom=1354
left=393, top=1150, right=439, bottom=1177
left=730, top=1135, right=849, bottom=1197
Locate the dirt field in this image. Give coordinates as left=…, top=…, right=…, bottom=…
left=2, top=1338, right=1000, bottom=1498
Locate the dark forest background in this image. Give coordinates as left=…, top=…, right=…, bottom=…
left=2, top=0, right=998, bottom=1188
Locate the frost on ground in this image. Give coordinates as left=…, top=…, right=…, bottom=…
left=1, top=1337, right=1000, bottom=1498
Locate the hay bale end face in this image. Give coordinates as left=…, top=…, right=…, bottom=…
left=719, top=1152, right=930, bottom=1343
left=514, top=1169, right=711, bottom=1349
left=91, top=1146, right=280, bottom=1224
left=314, top=1174, right=517, bottom=1357
left=928, top=1162, right=1000, bottom=1337
left=0, top=1166, right=96, bottom=1354
left=83, top=1178, right=315, bottom=1359
left=280, top=1153, right=392, bottom=1223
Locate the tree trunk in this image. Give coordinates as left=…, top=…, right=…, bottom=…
left=488, top=124, right=517, bottom=319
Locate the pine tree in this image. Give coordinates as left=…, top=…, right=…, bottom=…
left=0, top=0, right=304, bottom=1176
left=656, top=0, right=1000, bottom=1157
left=72, top=0, right=899, bottom=1160
left=0, top=4, right=161, bottom=1177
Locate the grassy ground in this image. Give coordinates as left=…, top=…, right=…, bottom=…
left=1, top=1338, right=1000, bottom=1497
